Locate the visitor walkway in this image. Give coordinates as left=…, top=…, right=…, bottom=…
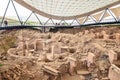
left=0, top=21, right=120, bottom=31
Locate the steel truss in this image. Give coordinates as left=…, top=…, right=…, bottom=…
left=0, top=0, right=120, bottom=32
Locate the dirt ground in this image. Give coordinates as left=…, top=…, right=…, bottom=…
left=0, top=26, right=120, bottom=80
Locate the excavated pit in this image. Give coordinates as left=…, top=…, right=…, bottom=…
left=0, top=26, right=120, bottom=80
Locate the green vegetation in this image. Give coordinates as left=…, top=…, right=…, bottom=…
left=0, top=64, right=3, bottom=67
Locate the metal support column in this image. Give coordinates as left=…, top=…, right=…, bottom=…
left=33, top=12, right=43, bottom=25
left=50, top=18, right=55, bottom=25
left=107, top=8, right=118, bottom=22
left=42, top=25, right=45, bottom=33
left=59, top=19, right=68, bottom=25
left=63, top=20, right=68, bottom=25
left=0, top=0, right=10, bottom=27
left=75, top=18, right=81, bottom=25
left=44, top=18, right=51, bottom=25
left=24, top=12, right=33, bottom=25
left=70, top=19, right=80, bottom=25
left=99, top=9, right=107, bottom=22
left=83, top=15, right=89, bottom=24
left=10, top=0, right=22, bottom=25
left=89, top=15, right=97, bottom=23
left=59, top=20, right=63, bottom=24
left=43, top=18, right=51, bottom=33
left=70, top=19, right=76, bottom=25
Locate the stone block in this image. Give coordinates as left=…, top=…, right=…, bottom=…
left=108, top=50, right=117, bottom=63
left=103, top=34, right=109, bottom=40
left=61, top=46, right=69, bottom=53
left=115, top=33, right=120, bottom=40
left=86, top=52, right=95, bottom=67
left=108, top=64, right=120, bottom=80
left=34, top=39, right=44, bottom=51
left=51, top=45, right=61, bottom=54
left=68, top=57, right=77, bottom=75
left=101, top=31, right=106, bottom=35
left=95, top=32, right=100, bottom=38
left=84, top=30, right=89, bottom=34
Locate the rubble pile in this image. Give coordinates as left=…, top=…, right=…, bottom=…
left=0, top=27, right=120, bottom=80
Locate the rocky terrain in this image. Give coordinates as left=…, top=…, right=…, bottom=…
left=0, top=26, right=120, bottom=80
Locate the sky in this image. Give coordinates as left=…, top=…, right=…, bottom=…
left=0, top=0, right=30, bottom=16
left=0, top=0, right=49, bottom=22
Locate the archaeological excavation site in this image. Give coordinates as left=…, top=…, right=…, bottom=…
left=0, top=26, right=120, bottom=80
left=0, top=0, right=120, bottom=80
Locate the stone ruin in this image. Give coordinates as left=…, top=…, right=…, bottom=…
left=0, top=27, right=120, bottom=80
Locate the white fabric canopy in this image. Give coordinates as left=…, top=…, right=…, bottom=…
left=15, top=0, right=120, bottom=20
